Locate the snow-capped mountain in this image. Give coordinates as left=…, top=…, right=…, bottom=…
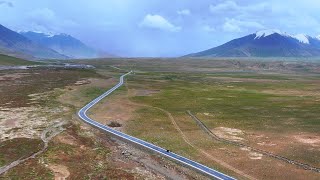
left=21, top=31, right=99, bottom=59
left=0, top=24, right=67, bottom=59
left=186, top=29, right=320, bottom=57
left=254, top=29, right=310, bottom=44
left=254, top=29, right=286, bottom=39
left=292, top=34, right=309, bottom=44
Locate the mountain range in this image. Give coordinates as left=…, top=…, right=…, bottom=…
left=2, top=24, right=320, bottom=59
left=186, top=29, right=320, bottom=57
left=20, top=31, right=99, bottom=59
left=0, top=24, right=107, bottom=59
left=0, top=24, right=66, bottom=59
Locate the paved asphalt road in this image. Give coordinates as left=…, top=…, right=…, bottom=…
left=77, top=71, right=236, bottom=180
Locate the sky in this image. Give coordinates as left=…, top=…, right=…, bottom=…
left=0, top=0, right=320, bottom=57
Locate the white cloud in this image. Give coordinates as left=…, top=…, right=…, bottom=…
left=177, top=9, right=190, bottom=16
left=139, top=14, right=181, bottom=32
left=209, top=1, right=269, bottom=33
left=209, top=1, right=238, bottom=12
left=223, top=21, right=241, bottom=32
left=25, top=8, right=77, bottom=33
left=209, top=1, right=270, bottom=15
left=0, top=1, right=13, bottom=7
left=202, top=25, right=216, bottom=32
left=29, top=8, right=56, bottom=22
left=222, top=18, right=264, bottom=32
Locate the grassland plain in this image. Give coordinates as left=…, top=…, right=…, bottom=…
left=1, top=58, right=320, bottom=179
left=1, top=66, right=204, bottom=179
left=75, top=58, right=320, bottom=179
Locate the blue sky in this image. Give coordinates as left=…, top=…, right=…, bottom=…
left=1, top=0, right=320, bottom=57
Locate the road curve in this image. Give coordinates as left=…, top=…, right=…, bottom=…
left=77, top=71, right=236, bottom=180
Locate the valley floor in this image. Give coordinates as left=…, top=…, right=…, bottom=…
left=1, top=58, right=320, bottom=179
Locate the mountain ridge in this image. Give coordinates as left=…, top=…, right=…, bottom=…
left=0, top=24, right=67, bottom=59
left=186, top=29, right=320, bottom=57
left=20, top=31, right=99, bottom=59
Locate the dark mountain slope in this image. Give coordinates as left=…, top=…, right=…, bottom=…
left=0, top=24, right=67, bottom=59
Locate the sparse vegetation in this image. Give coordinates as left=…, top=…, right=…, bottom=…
left=0, top=54, right=41, bottom=66
left=0, top=69, right=100, bottom=108
left=108, top=121, right=122, bottom=127
left=0, top=138, right=43, bottom=167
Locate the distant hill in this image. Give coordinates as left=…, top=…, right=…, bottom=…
left=0, top=53, right=41, bottom=65
left=0, top=24, right=67, bottom=59
left=186, top=29, right=320, bottom=57
left=21, top=31, right=102, bottom=59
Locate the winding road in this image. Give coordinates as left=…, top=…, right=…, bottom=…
left=77, top=71, right=235, bottom=180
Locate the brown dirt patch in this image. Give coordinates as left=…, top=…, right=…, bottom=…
left=3, top=119, right=17, bottom=128
left=0, top=106, right=47, bottom=140
left=247, top=131, right=320, bottom=152
left=89, top=94, right=137, bottom=131
left=294, top=134, right=320, bottom=147
left=240, top=147, right=263, bottom=160
left=213, top=127, right=245, bottom=142
left=47, top=164, right=70, bottom=180
left=84, top=78, right=115, bottom=88
left=74, top=79, right=91, bottom=86
left=54, top=133, right=79, bottom=146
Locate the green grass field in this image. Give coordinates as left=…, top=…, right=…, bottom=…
left=127, top=72, right=319, bottom=132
